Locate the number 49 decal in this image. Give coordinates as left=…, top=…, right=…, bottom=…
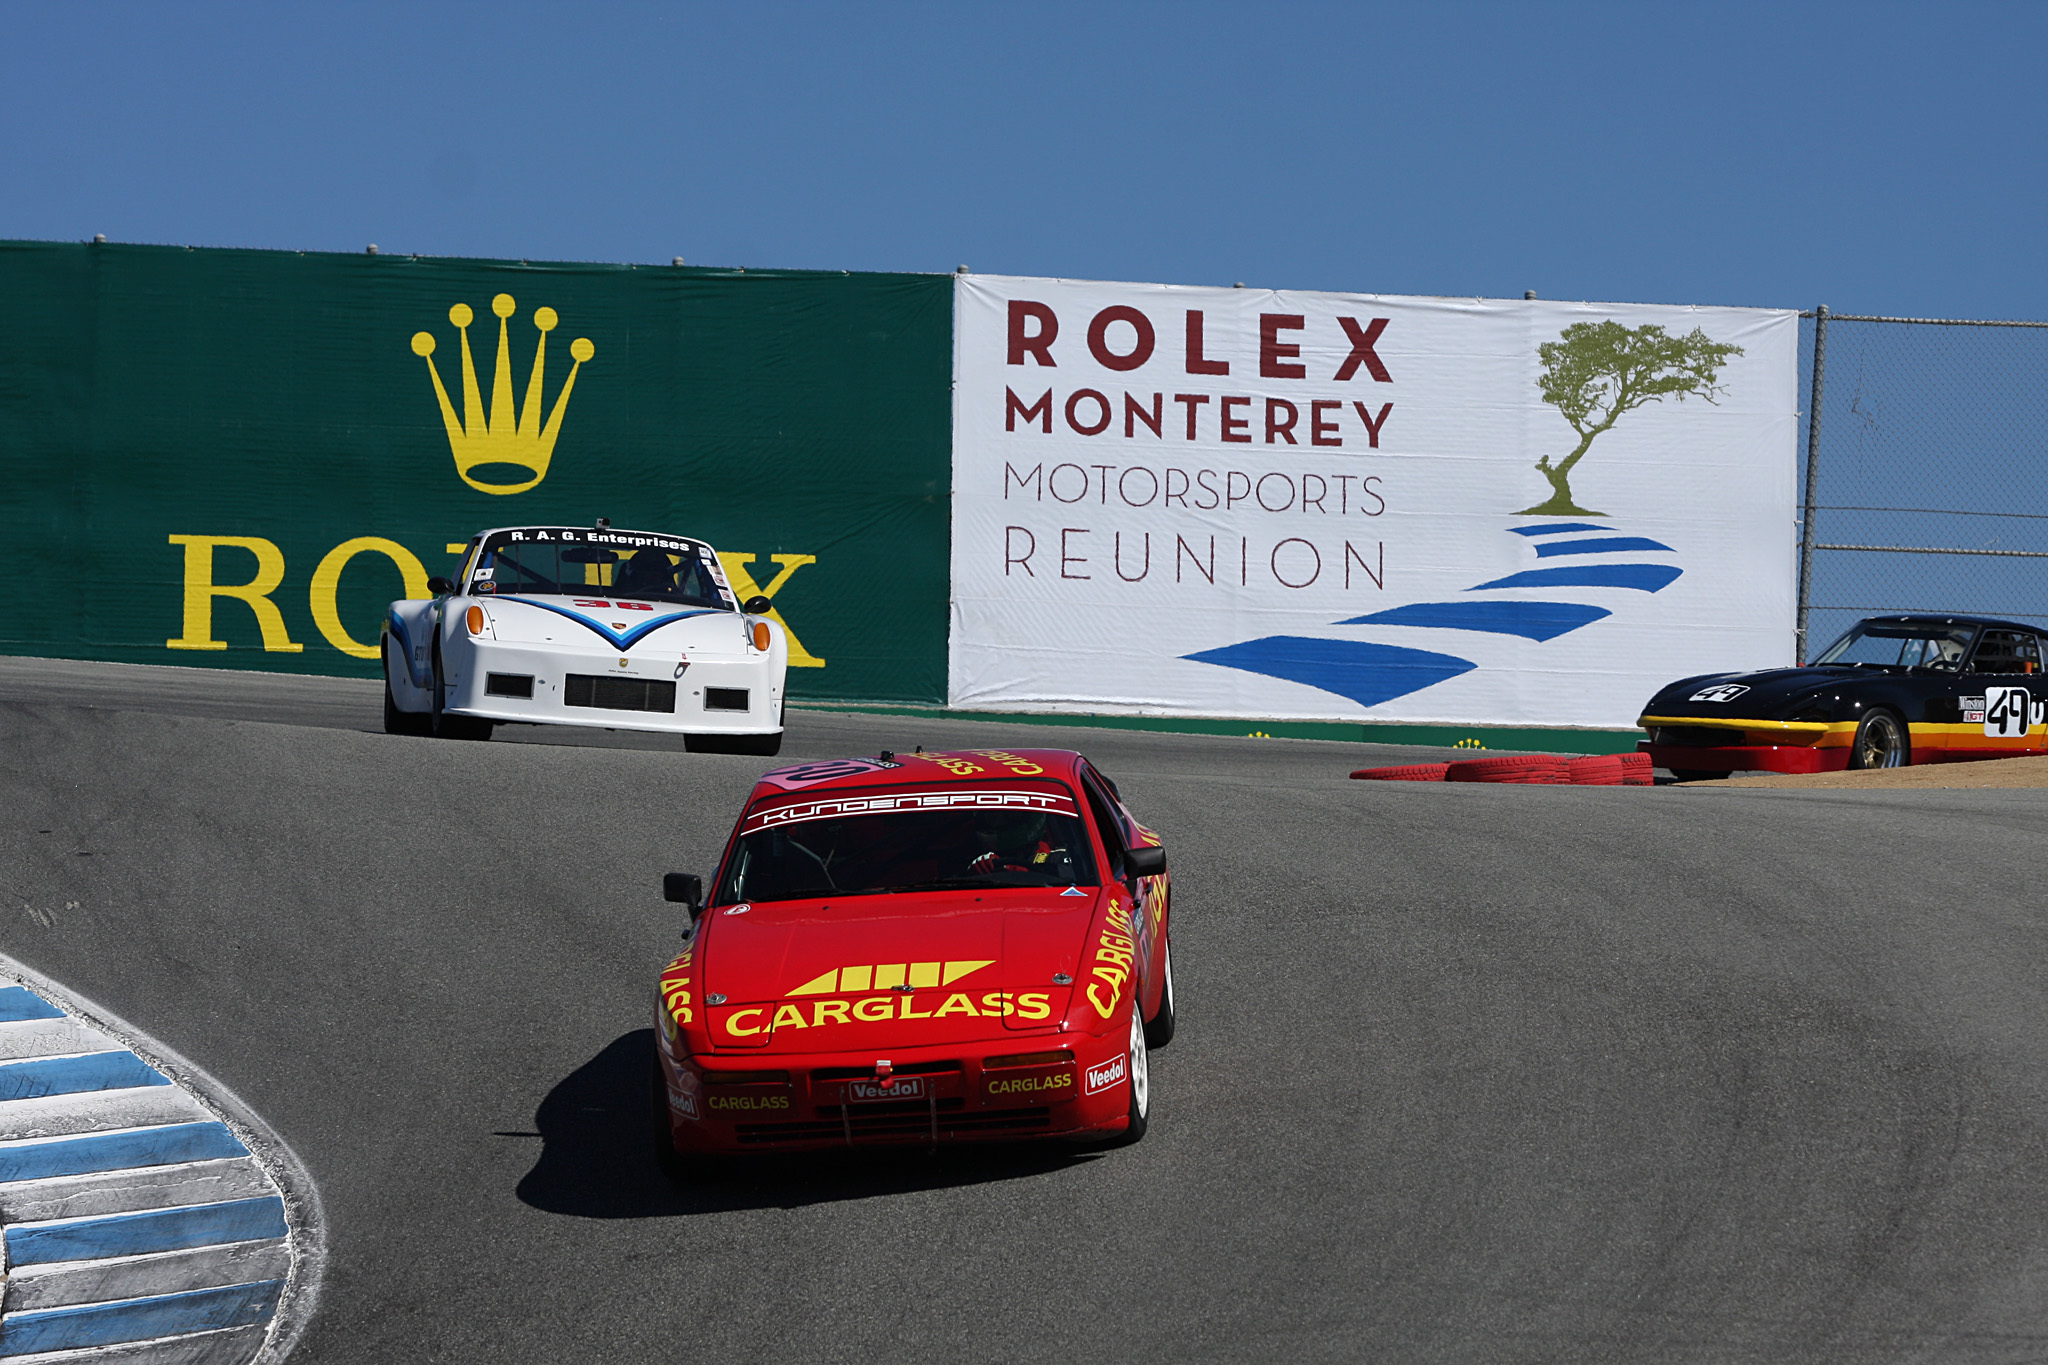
left=1984, top=686, right=2034, bottom=738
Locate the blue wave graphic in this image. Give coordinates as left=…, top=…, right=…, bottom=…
left=1533, top=535, right=1675, bottom=558
left=1471, top=564, right=1682, bottom=593
left=1507, top=522, right=1607, bottom=537
left=1339, top=600, right=1612, bottom=641
left=495, top=598, right=721, bottom=651
left=1182, top=637, right=1477, bottom=707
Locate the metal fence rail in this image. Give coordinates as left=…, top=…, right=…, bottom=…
left=1795, top=310, right=2048, bottom=660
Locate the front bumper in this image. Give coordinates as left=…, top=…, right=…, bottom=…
left=1639, top=741, right=1852, bottom=775
left=1637, top=714, right=1856, bottom=775
left=656, top=1030, right=1135, bottom=1153
left=443, top=639, right=781, bottom=735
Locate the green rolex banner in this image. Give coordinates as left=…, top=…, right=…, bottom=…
left=0, top=240, right=953, bottom=704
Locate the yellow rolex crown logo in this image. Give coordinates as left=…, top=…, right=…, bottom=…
left=411, top=294, right=593, bottom=495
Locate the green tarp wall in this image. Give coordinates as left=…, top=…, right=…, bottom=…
left=0, top=240, right=953, bottom=703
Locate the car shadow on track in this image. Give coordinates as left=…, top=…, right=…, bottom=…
left=512, top=1030, right=1100, bottom=1217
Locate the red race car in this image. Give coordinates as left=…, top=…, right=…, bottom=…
left=652, top=748, right=1173, bottom=1167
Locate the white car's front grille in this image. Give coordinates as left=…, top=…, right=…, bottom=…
left=564, top=674, right=678, bottom=714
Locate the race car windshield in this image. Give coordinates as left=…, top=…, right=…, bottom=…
left=469, top=532, right=732, bottom=609
left=1814, top=622, right=1976, bottom=671
left=716, top=809, right=1100, bottom=904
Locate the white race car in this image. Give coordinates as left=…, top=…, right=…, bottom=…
left=382, top=523, right=788, bottom=753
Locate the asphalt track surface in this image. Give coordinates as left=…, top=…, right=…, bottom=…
left=6, top=658, right=2048, bottom=1364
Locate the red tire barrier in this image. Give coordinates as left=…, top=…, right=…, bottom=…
left=1445, top=754, right=1569, bottom=784
left=1565, top=754, right=1625, bottom=785
left=1350, top=763, right=1451, bottom=781
left=1618, top=751, right=1654, bottom=785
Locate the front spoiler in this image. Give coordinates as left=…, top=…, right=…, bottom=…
left=659, top=1031, right=1133, bottom=1154
left=1639, top=741, right=1852, bottom=775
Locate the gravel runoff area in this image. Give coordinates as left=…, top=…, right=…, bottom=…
left=9, top=655, right=2048, bottom=1362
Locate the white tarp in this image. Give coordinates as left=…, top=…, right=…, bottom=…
left=948, top=275, right=1798, bottom=728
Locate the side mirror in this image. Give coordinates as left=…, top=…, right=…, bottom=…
left=742, top=595, right=773, bottom=616
left=427, top=576, right=456, bottom=596
left=1125, top=845, right=1167, bottom=879
left=662, top=873, right=704, bottom=915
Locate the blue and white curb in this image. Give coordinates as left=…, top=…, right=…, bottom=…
left=0, top=957, right=323, bottom=1363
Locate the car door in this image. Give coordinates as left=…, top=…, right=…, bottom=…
left=1078, top=763, right=1160, bottom=1017
left=1959, top=629, right=2047, bottom=760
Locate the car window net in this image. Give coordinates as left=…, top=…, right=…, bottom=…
left=716, top=808, right=1099, bottom=904
left=1814, top=623, right=1975, bottom=670
left=1969, top=630, right=2043, bottom=675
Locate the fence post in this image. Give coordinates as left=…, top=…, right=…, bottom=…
left=1796, top=304, right=1829, bottom=663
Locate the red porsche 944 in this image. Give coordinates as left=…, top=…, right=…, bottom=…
left=652, top=748, right=1173, bottom=1168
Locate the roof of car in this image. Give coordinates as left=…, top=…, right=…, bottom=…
left=748, top=749, right=1091, bottom=803
left=1856, top=613, right=2044, bottom=634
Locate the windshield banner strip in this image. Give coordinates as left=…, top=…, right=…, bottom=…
left=746, top=789, right=1079, bottom=832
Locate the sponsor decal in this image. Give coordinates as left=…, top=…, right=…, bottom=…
left=1986, top=686, right=2033, bottom=738
left=789, top=960, right=993, bottom=996
left=705, top=1092, right=791, bottom=1113
left=759, top=757, right=905, bottom=791
left=986, top=1071, right=1074, bottom=1098
left=671, top=1090, right=699, bottom=1120
left=660, top=949, right=695, bottom=1027
left=847, top=1078, right=927, bottom=1102
left=717, top=991, right=1053, bottom=1038
left=1084, top=898, right=1138, bottom=1019
left=1084, top=1054, right=1129, bottom=1096
left=951, top=749, right=1048, bottom=776
left=747, top=788, right=1077, bottom=832
left=1689, top=684, right=1751, bottom=703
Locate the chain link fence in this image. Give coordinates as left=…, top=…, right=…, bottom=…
left=1796, top=309, right=2048, bottom=662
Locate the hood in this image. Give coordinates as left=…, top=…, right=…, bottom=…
left=1643, top=665, right=1869, bottom=721
left=699, top=889, right=1098, bottom=1052
left=474, top=593, right=747, bottom=653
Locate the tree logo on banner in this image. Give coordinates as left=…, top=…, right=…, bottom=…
left=1522, top=321, right=1742, bottom=516
left=410, top=294, right=595, bottom=495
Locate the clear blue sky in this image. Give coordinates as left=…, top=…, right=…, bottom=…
left=4, top=2, right=2042, bottom=318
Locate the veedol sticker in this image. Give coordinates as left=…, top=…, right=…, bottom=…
left=1085, top=1054, right=1129, bottom=1095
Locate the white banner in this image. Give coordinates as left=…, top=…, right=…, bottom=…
left=949, top=275, right=1798, bottom=728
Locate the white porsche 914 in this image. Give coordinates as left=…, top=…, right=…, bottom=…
left=382, top=523, right=789, bottom=753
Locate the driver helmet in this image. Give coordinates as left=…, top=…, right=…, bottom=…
left=615, top=548, right=673, bottom=595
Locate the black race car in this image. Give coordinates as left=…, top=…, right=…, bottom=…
left=1638, top=614, right=2047, bottom=780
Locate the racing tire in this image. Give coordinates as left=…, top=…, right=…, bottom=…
left=1103, top=1007, right=1150, bottom=1148
left=1446, top=754, right=1568, bottom=784
left=684, top=732, right=783, bottom=756
left=1564, top=754, right=1625, bottom=785
left=1143, top=937, right=1176, bottom=1050
left=1669, top=769, right=1729, bottom=782
left=382, top=641, right=430, bottom=737
left=1848, top=707, right=1909, bottom=770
